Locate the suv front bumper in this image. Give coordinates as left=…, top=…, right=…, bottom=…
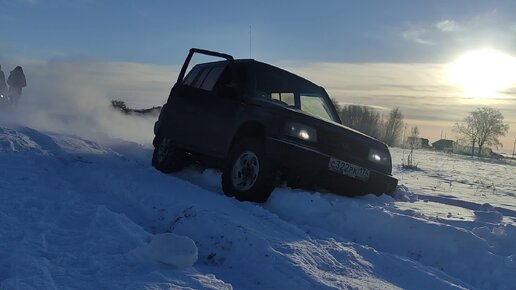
left=266, top=137, right=398, bottom=196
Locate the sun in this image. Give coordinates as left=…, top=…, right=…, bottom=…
left=447, top=48, right=516, bottom=98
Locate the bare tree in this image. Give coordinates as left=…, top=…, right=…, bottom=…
left=383, top=108, right=404, bottom=146
left=332, top=103, right=405, bottom=146
left=454, top=107, right=509, bottom=157
left=474, top=107, right=509, bottom=156
left=453, top=114, right=479, bottom=156
left=403, top=125, right=420, bottom=169
left=407, top=126, right=421, bottom=148
left=338, top=105, right=383, bottom=139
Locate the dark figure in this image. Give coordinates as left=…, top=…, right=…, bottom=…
left=0, top=65, right=6, bottom=97
left=7, top=66, right=27, bottom=106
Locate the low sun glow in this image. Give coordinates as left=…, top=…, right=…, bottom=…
left=448, top=48, right=516, bottom=98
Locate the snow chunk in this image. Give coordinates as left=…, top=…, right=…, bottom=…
left=135, top=233, right=198, bottom=268
left=392, top=185, right=419, bottom=202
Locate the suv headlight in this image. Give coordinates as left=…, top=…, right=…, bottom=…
left=368, top=148, right=390, bottom=165
left=285, top=121, right=317, bottom=143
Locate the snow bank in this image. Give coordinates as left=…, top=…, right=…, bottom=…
left=135, top=233, right=198, bottom=268
left=1, top=125, right=515, bottom=289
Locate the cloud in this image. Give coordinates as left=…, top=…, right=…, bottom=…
left=435, top=20, right=462, bottom=32
left=402, top=27, right=435, bottom=45
left=401, top=19, right=461, bottom=45
left=400, top=12, right=516, bottom=58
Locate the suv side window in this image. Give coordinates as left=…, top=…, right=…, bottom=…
left=194, top=68, right=211, bottom=89
left=183, top=66, right=202, bottom=86
left=216, top=64, right=248, bottom=88
left=186, top=65, right=225, bottom=91
left=271, top=92, right=295, bottom=106
left=200, top=66, right=225, bottom=91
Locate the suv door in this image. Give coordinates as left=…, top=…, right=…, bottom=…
left=179, top=64, right=238, bottom=156
left=201, top=64, right=249, bottom=156
left=163, top=49, right=238, bottom=155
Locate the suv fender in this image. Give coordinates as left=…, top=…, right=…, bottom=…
left=227, top=121, right=266, bottom=155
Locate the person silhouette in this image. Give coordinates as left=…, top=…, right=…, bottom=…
left=7, top=66, right=26, bottom=106
left=0, top=65, right=7, bottom=97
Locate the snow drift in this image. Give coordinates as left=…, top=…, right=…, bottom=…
left=0, top=124, right=515, bottom=289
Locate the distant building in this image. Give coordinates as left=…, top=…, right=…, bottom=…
left=432, top=139, right=454, bottom=151
left=421, top=138, right=430, bottom=148
left=406, top=137, right=430, bottom=149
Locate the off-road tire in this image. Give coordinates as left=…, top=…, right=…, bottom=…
left=222, top=138, right=276, bottom=203
left=152, top=137, right=187, bottom=173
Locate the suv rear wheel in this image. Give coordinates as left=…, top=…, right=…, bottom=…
left=152, top=137, right=187, bottom=173
left=222, top=138, right=276, bottom=203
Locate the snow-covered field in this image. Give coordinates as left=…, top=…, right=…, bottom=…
left=1, top=123, right=515, bottom=289
left=391, top=148, right=516, bottom=227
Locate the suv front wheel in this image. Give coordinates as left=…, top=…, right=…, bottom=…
left=222, top=138, right=276, bottom=203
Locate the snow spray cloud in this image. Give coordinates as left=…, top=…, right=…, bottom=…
left=0, top=58, right=179, bottom=144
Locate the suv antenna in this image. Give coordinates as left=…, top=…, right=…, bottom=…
left=249, top=25, right=252, bottom=58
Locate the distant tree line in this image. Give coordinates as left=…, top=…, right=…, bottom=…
left=331, top=99, right=404, bottom=146
left=453, top=107, right=509, bottom=157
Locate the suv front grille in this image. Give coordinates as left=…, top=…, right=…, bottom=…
left=317, top=130, right=369, bottom=165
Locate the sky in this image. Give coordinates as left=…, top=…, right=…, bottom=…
left=1, top=0, right=516, bottom=153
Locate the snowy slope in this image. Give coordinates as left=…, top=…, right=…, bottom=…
left=1, top=124, right=515, bottom=289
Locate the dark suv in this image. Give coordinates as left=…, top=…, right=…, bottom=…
left=153, top=48, right=397, bottom=202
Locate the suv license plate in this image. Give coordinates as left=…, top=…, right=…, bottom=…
left=328, top=158, right=370, bottom=181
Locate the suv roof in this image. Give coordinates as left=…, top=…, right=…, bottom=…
left=189, top=59, right=322, bottom=93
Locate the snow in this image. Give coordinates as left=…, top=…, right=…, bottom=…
left=474, top=203, right=504, bottom=224
left=0, top=122, right=515, bottom=289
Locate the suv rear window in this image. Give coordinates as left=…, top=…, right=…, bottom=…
left=200, top=66, right=225, bottom=91
left=184, top=65, right=225, bottom=91
left=183, top=66, right=202, bottom=86
left=194, top=68, right=211, bottom=88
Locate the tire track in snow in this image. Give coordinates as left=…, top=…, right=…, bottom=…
left=417, top=193, right=516, bottom=218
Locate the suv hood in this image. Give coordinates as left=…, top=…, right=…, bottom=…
left=248, top=97, right=389, bottom=151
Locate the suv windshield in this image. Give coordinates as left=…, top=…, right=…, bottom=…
left=299, top=93, right=335, bottom=121
left=268, top=92, right=335, bottom=121
left=254, top=63, right=338, bottom=122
